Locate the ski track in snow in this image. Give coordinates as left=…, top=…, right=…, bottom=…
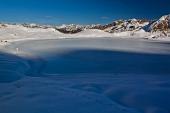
left=0, top=38, right=170, bottom=113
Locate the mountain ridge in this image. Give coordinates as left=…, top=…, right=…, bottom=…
left=0, top=14, right=170, bottom=39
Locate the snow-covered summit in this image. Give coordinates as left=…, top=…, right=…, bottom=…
left=104, top=19, right=149, bottom=33
left=149, top=14, right=170, bottom=32
left=145, top=14, right=170, bottom=38
left=159, top=14, right=170, bottom=21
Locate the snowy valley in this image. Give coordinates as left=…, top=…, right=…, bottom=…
left=0, top=14, right=170, bottom=113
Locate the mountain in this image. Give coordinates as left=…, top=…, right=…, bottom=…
left=54, top=19, right=149, bottom=34
left=149, top=14, right=170, bottom=32
left=104, top=19, right=149, bottom=33
left=145, top=14, right=170, bottom=38
left=54, top=14, right=170, bottom=38
left=0, top=14, right=170, bottom=39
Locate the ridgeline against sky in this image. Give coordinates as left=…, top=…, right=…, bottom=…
left=0, top=0, right=169, bottom=25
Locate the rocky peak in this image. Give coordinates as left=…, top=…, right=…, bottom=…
left=149, top=14, right=170, bottom=32
left=104, top=19, right=149, bottom=33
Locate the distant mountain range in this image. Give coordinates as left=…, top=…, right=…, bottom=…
left=0, top=14, right=170, bottom=39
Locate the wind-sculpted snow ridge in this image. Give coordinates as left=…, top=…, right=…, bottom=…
left=0, top=14, right=170, bottom=42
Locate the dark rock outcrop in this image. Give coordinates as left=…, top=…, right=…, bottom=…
left=55, top=24, right=83, bottom=34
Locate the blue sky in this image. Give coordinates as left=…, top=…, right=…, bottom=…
left=0, top=0, right=169, bottom=25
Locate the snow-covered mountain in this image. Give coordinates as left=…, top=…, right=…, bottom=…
left=52, top=14, right=170, bottom=38
left=0, top=14, right=170, bottom=40
left=104, top=19, right=149, bottom=33
left=149, top=14, right=170, bottom=32
left=54, top=19, right=149, bottom=34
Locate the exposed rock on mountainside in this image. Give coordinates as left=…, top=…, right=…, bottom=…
left=53, top=14, right=169, bottom=38
left=86, top=22, right=116, bottom=30
left=149, top=15, right=170, bottom=32
left=145, top=15, right=170, bottom=38
left=54, top=19, right=150, bottom=34
left=55, top=24, right=83, bottom=34
left=104, top=19, right=149, bottom=33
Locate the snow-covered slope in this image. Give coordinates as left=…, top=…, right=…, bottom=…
left=0, top=24, right=64, bottom=42
left=1, top=38, right=170, bottom=113
left=67, top=29, right=114, bottom=38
